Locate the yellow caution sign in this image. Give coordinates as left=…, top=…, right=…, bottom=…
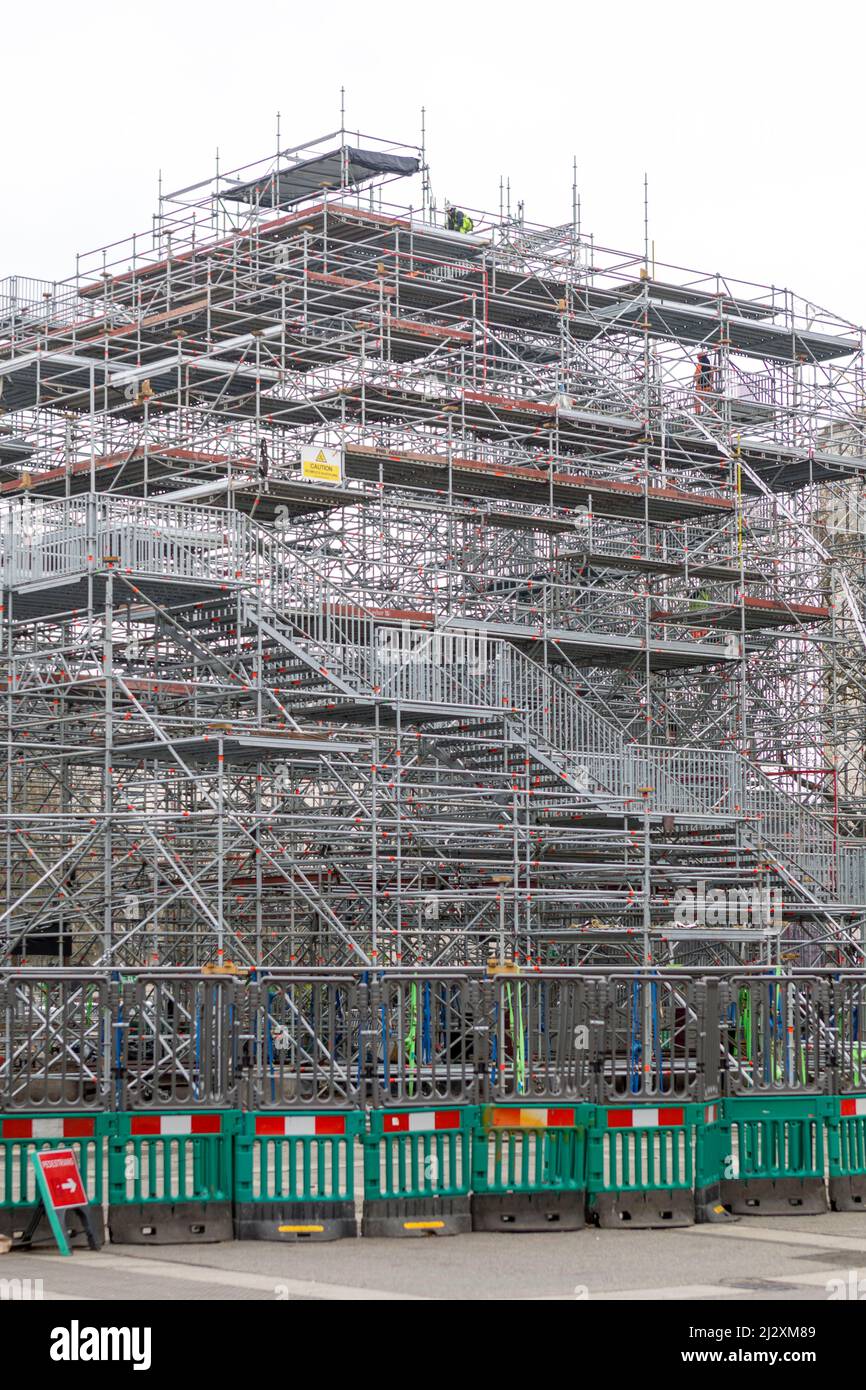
left=300, top=445, right=343, bottom=486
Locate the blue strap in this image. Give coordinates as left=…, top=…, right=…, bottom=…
left=422, top=981, right=432, bottom=1064
left=630, top=980, right=641, bottom=1094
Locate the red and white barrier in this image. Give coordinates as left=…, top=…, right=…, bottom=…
left=0, top=1117, right=96, bottom=1139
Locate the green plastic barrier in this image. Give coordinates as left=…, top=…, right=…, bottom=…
left=0, top=1113, right=109, bottom=1247
left=236, top=1111, right=363, bottom=1241
left=587, top=1101, right=713, bottom=1229
left=694, top=1101, right=736, bottom=1223
left=108, top=1110, right=238, bottom=1244
left=363, top=1105, right=475, bottom=1237
left=718, top=1095, right=831, bottom=1216
left=471, top=1103, right=590, bottom=1232
left=827, top=1096, right=866, bottom=1212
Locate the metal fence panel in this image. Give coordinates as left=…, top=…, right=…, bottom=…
left=117, top=975, right=240, bottom=1110
left=488, top=974, right=594, bottom=1101
left=246, top=975, right=364, bottom=1110
left=723, top=976, right=829, bottom=1095
left=369, top=975, right=485, bottom=1106
left=0, top=973, right=110, bottom=1111
left=596, top=975, right=702, bottom=1102
left=828, top=976, right=866, bottom=1094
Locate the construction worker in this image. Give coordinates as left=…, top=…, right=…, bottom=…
left=693, top=350, right=713, bottom=413
left=446, top=204, right=474, bottom=235
left=259, top=439, right=270, bottom=493
left=689, top=585, right=711, bottom=639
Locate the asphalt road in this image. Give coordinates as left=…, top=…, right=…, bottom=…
left=4, top=1212, right=866, bottom=1301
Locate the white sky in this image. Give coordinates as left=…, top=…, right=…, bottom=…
left=2, top=1, right=864, bottom=326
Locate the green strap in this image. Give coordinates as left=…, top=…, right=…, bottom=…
left=506, top=983, right=526, bottom=1094
left=738, top=987, right=752, bottom=1060
left=516, top=985, right=526, bottom=1092
left=405, top=983, right=417, bottom=1096
left=771, top=981, right=792, bottom=1081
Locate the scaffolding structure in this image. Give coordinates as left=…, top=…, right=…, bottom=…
left=1, top=122, right=865, bottom=980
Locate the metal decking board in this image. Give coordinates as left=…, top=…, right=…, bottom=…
left=343, top=443, right=733, bottom=520
left=595, top=298, right=859, bottom=362
left=444, top=616, right=738, bottom=671
left=2, top=572, right=243, bottom=620
left=107, top=733, right=364, bottom=765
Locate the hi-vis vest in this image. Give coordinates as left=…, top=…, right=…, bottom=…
left=448, top=208, right=474, bottom=234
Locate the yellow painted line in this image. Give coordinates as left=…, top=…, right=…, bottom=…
left=403, top=1220, right=445, bottom=1230
left=278, top=1224, right=324, bottom=1234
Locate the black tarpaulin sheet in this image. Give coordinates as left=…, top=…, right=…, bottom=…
left=223, top=146, right=420, bottom=207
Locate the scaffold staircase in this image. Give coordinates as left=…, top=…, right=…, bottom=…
left=154, top=512, right=856, bottom=931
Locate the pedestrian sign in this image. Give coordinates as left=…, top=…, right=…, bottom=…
left=301, top=445, right=343, bottom=485
left=36, top=1149, right=87, bottom=1209
left=25, top=1148, right=98, bottom=1256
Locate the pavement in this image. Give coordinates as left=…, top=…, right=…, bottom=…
left=4, top=1212, right=866, bottom=1301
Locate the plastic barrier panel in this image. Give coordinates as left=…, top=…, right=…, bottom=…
left=586, top=1103, right=700, bottom=1228
left=235, top=1111, right=362, bottom=1241
left=0, top=1113, right=107, bottom=1247
left=362, top=1105, right=474, bottom=1236
left=719, top=1096, right=830, bottom=1215
left=471, top=1104, right=589, bottom=1232
left=693, top=1101, right=738, bottom=1223
left=827, top=1096, right=866, bottom=1212
left=108, top=1110, right=238, bottom=1244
